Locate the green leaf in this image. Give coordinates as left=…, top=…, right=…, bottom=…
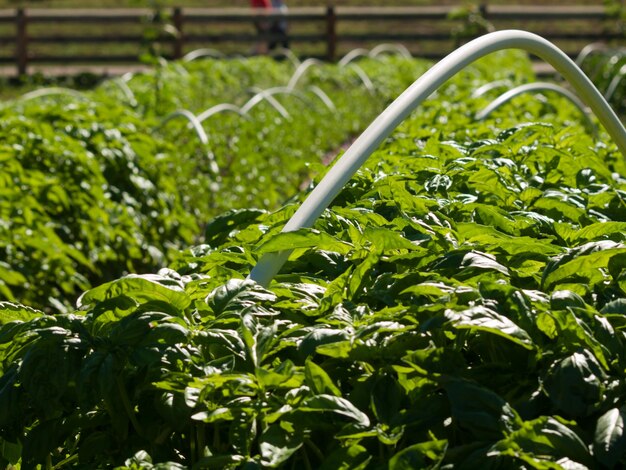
left=593, top=407, right=626, bottom=468
left=402, top=347, right=466, bottom=378
left=314, top=340, right=353, bottom=359
left=537, top=312, right=558, bottom=340
left=299, top=328, right=350, bottom=358
left=550, top=290, right=586, bottom=310
left=445, top=306, right=533, bottom=349
left=256, top=228, right=353, bottom=255
left=256, top=361, right=302, bottom=389
left=533, top=197, right=585, bottom=223
left=347, top=249, right=381, bottom=299
left=388, top=439, right=447, bottom=469
left=432, top=250, right=509, bottom=279
left=542, top=241, right=626, bottom=290
left=0, top=437, right=22, bottom=465
left=444, top=378, right=520, bottom=440
left=207, top=279, right=276, bottom=316
left=562, top=222, right=626, bottom=245
left=543, top=351, right=606, bottom=417
left=503, top=416, right=594, bottom=468
left=305, top=358, right=341, bottom=396
left=601, top=299, right=626, bottom=315
left=0, top=302, right=43, bottom=325
left=0, top=262, right=27, bottom=287
left=299, top=395, right=370, bottom=427
left=318, top=444, right=371, bottom=470
left=371, top=372, right=403, bottom=424
left=399, top=281, right=455, bottom=300
left=240, top=313, right=278, bottom=369
left=205, top=208, right=267, bottom=246
left=424, top=174, right=452, bottom=193
left=191, top=407, right=234, bottom=423
left=361, top=226, right=423, bottom=251
left=0, top=368, right=21, bottom=428
left=22, top=418, right=66, bottom=467
left=78, top=275, right=191, bottom=312
left=259, top=426, right=303, bottom=468
left=457, top=222, right=561, bottom=256
left=473, top=205, right=524, bottom=236
left=542, top=309, right=610, bottom=370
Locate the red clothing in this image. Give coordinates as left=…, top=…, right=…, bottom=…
left=251, top=0, right=270, bottom=7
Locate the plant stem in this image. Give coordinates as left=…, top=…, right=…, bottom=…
left=116, top=375, right=145, bottom=438
left=303, top=438, right=324, bottom=463
left=51, top=454, right=79, bottom=470
left=300, top=447, right=313, bottom=470
left=190, top=428, right=197, bottom=464
left=198, top=424, right=207, bottom=457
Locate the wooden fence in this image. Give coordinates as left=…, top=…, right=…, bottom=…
left=0, top=5, right=622, bottom=76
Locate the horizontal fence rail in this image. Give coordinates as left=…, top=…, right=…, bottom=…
left=0, top=5, right=622, bottom=76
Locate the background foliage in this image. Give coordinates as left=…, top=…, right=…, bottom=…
left=0, top=54, right=429, bottom=312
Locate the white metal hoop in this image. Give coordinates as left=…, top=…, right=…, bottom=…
left=475, top=82, right=595, bottom=133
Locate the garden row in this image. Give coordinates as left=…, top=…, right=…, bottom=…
left=4, top=48, right=626, bottom=468
left=0, top=53, right=430, bottom=313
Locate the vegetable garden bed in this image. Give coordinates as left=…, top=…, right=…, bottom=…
left=2, top=32, right=626, bottom=469
left=0, top=53, right=430, bottom=312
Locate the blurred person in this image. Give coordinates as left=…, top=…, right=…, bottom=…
left=251, top=0, right=270, bottom=54
left=269, top=0, right=289, bottom=50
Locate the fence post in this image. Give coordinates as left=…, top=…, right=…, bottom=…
left=173, top=7, right=184, bottom=59
left=16, top=8, right=28, bottom=76
left=326, top=5, right=336, bottom=62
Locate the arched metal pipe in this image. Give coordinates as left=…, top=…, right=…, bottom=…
left=182, top=48, right=225, bottom=62
left=346, top=63, right=375, bottom=93
left=241, top=89, right=290, bottom=118
left=157, top=110, right=208, bottom=145
left=110, top=78, right=138, bottom=107
left=269, top=47, right=301, bottom=68
left=254, top=86, right=312, bottom=105
left=471, top=79, right=514, bottom=98
left=369, top=43, right=412, bottom=59
left=589, top=52, right=625, bottom=85
left=308, top=85, right=336, bottom=111
left=249, top=85, right=335, bottom=111
left=196, top=103, right=250, bottom=123
left=286, top=58, right=323, bottom=90
left=248, top=29, right=626, bottom=286
left=604, top=64, right=626, bottom=101
left=19, top=87, right=89, bottom=102
left=156, top=57, right=189, bottom=76
left=157, top=56, right=169, bottom=68
left=575, top=42, right=611, bottom=67
left=475, top=82, right=596, bottom=133
left=173, top=63, right=190, bottom=76
left=338, top=48, right=370, bottom=67
left=121, top=71, right=135, bottom=83
left=155, top=109, right=219, bottom=174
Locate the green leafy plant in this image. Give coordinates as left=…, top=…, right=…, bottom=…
left=1, top=54, right=429, bottom=312
left=3, top=49, right=624, bottom=468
